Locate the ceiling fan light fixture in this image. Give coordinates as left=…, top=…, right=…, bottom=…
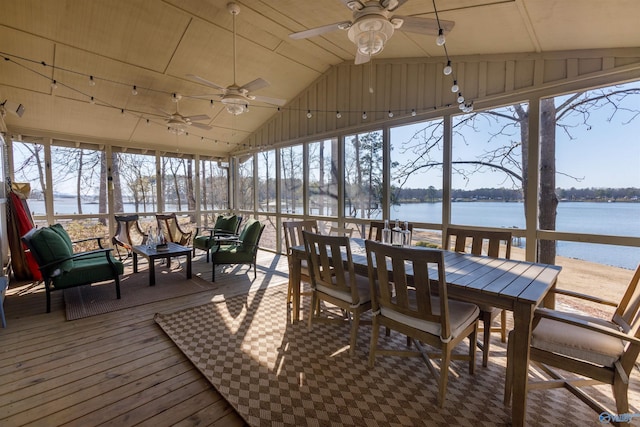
left=348, top=17, right=394, bottom=57
left=222, top=96, right=248, bottom=115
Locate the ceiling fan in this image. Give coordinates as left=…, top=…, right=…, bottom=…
left=289, top=0, right=455, bottom=65
left=188, top=2, right=287, bottom=115
left=155, top=93, right=212, bottom=134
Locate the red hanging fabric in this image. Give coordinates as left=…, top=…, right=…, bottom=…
left=7, top=190, right=42, bottom=281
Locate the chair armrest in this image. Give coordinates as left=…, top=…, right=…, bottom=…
left=550, top=288, right=618, bottom=307
left=534, top=307, right=640, bottom=345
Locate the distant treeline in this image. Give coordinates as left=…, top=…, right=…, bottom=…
left=393, top=187, right=640, bottom=202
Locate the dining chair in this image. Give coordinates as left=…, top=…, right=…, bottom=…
left=303, top=231, right=371, bottom=356
left=365, top=240, right=479, bottom=407
left=504, top=264, right=640, bottom=422
left=444, top=226, right=512, bottom=367
left=111, top=214, right=148, bottom=260
left=283, top=220, right=318, bottom=305
left=329, top=226, right=354, bottom=237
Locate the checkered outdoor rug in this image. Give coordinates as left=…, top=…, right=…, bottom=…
left=155, top=287, right=640, bottom=426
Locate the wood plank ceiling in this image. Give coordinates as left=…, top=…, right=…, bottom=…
left=1, top=0, right=639, bottom=157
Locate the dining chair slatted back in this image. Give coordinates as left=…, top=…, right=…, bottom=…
left=365, top=240, right=479, bottom=407
left=504, top=264, right=640, bottom=420
left=445, top=226, right=512, bottom=367
left=329, top=226, right=354, bottom=237
left=283, top=220, right=318, bottom=304
left=303, top=231, right=371, bottom=355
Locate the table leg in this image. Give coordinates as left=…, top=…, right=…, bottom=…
left=292, top=255, right=301, bottom=323
left=133, top=252, right=138, bottom=273
left=149, top=256, right=156, bottom=286
left=510, top=301, right=535, bottom=427
left=186, top=252, right=192, bottom=279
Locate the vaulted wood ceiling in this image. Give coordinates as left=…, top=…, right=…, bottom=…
left=1, top=0, right=639, bottom=157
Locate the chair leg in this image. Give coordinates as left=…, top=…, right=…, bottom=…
left=349, top=311, right=360, bottom=356
left=613, top=372, right=630, bottom=420
left=482, top=310, right=492, bottom=367
left=115, top=276, right=121, bottom=299
left=438, top=346, right=452, bottom=407
left=500, top=309, right=507, bottom=343
left=307, top=292, right=316, bottom=330
left=212, top=263, right=216, bottom=282
left=469, top=321, right=478, bottom=375
left=46, top=285, right=51, bottom=313
left=369, top=316, right=380, bottom=367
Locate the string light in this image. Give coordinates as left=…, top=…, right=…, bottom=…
left=436, top=29, right=446, bottom=46
left=307, top=110, right=312, bottom=119
left=89, top=75, right=96, bottom=86
left=131, top=85, right=138, bottom=95
left=388, top=110, right=394, bottom=118
left=443, top=60, right=452, bottom=76
left=51, top=79, right=57, bottom=89
left=362, top=111, right=367, bottom=120
left=451, top=80, right=459, bottom=93
left=411, top=109, right=416, bottom=117
left=89, top=96, right=95, bottom=104
left=336, top=111, right=342, bottom=119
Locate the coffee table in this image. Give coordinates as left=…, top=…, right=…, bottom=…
left=132, top=242, right=192, bottom=286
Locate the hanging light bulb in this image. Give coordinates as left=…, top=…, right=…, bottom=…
left=411, top=108, right=416, bottom=117
left=436, top=28, right=446, bottom=46
left=89, top=75, right=96, bottom=86
left=466, top=102, right=474, bottom=112
left=459, top=103, right=465, bottom=111
left=145, top=118, right=150, bottom=126
left=51, top=80, right=58, bottom=89
left=131, top=85, right=138, bottom=95
left=121, top=109, right=125, bottom=115
left=336, top=111, right=342, bottom=119
left=388, top=110, right=394, bottom=118
left=210, top=100, right=214, bottom=108
left=451, top=80, right=459, bottom=93
left=306, top=110, right=312, bottom=119
left=443, top=60, right=452, bottom=76
left=362, top=111, right=367, bottom=120
left=457, top=93, right=465, bottom=104
left=89, top=96, right=95, bottom=104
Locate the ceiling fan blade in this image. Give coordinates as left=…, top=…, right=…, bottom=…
left=340, top=0, right=365, bottom=11
left=251, top=95, right=287, bottom=107
left=152, top=106, right=173, bottom=116
left=184, top=114, right=210, bottom=121
left=191, top=94, right=224, bottom=100
left=393, top=16, right=454, bottom=35
left=381, top=0, right=408, bottom=12
left=190, top=122, right=212, bottom=130
left=289, top=21, right=351, bottom=40
left=186, top=74, right=227, bottom=91
left=354, top=50, right=371, bottom=65
left=240, top=78, right=270, bottom=93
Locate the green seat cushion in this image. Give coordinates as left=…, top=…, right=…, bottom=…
left=29, top=227, right=74, bottom=275
left=52, top=253, right=124, bottom=289
left=193, top=234, right=216, bottom=250
left=214, top=246, right=254, bottom=264
left=214, top=215, right=238, bottom=234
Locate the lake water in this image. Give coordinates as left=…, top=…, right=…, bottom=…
left=28, top=199, right=640, bottom=269
left=391, top=201, right=640, bottom=270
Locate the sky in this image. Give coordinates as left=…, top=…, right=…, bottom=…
left=389, top=82, right=640, bottom=190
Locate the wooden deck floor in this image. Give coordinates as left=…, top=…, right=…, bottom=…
left=0, top=251, right=290, bottom=427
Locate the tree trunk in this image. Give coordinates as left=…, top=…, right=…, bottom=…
left=538, top=98, right=559, bottom=263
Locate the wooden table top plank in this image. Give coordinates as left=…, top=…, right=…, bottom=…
left=517, top=264, right=562, bottom=303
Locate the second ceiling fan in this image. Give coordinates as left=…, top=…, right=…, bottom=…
left=189, top=2, right=286, bottom=115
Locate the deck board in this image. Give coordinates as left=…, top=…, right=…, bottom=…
left=0, top=251, right=287, bottom=426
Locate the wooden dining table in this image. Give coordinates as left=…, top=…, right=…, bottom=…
left=289, top=238, right=562, bottom=427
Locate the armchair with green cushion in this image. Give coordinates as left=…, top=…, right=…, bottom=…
left=193, top=214, right=243, bottom=262
left=22, top=224, right=124, bottom=313
left=210, top=218, right=265, bottom=281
